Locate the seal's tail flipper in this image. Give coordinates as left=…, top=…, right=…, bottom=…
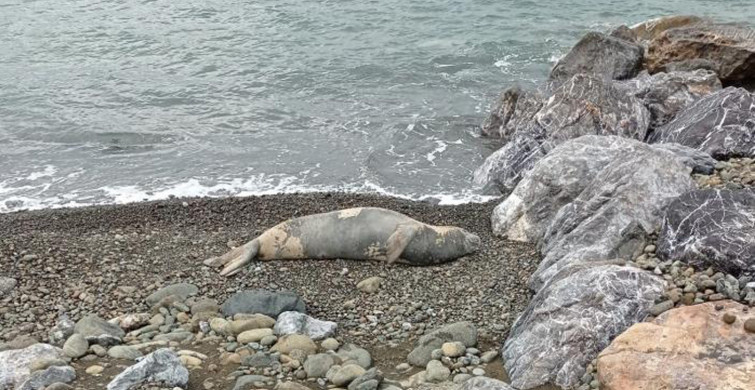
left=203, top=239, right=260, bottom=277
left=385, top=223, right=418, bottom=264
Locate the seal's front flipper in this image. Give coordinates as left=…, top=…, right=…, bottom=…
left=385, top=223, right=418, bottom=264
left=217, top=240, right=260, bottom=277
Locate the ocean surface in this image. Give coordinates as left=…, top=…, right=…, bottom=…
left=1, top=1, right=753, bottom=212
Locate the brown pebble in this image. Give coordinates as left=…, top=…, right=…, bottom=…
left=715, top=304, right=724, bottom=311
left=745, top=318, right=755, bottom=333
left=723, top=312, right=737, bottom=324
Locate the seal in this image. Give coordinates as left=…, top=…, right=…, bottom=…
left=203, top=207, right=481, bottom=276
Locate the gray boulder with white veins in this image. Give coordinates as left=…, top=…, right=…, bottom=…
left=616, top=69, right=722, bottom=129
left=648, top=87, right=755, bottom=158
left=460, top=376, right=516, bottom=390
left=0, top=344, right=64, bottom=388
left=549, top=32, right=644, bottom=82
left=274, top=311, right=337, bottom=340
left=475, top=74, right=650, bottom=192
left=657, top=188, right=755, bottom=276
left=480, top=86, right=546, bottom=140
left=532, top=140, right=695, bottom=290
left=502, top=263, right=664, bottom=390
left=106, top=348, right=188, bottom=390
left=492, top=136, right=710, bottom=244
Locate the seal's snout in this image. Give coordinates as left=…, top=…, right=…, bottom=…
left=464, top=232, right=482, bottom=254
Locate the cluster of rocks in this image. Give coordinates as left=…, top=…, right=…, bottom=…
left=473, top=14, right=755, bottom=390
left=0, top=280, right=510, bottom=390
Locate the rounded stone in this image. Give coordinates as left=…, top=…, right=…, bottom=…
left=209, top=318, right=231, bottom=336
left=238, top=328, right=274, bottom=344
left=745, top=318, right=755, bottom=333
left=426, top=360, right=450, bottom=382
left=441, top=342, right=466, bottom=358
left=62, top=334, right=88, bottom=359
left=85, top=365, right=104, bottom=375
left=321, top=338, right=340, bottom=351
left=331, top=364, right=366, bottom=387
left=356, top=277, right=383, bottom=293
left=107, top=345, right=143, bottom=360
left=271, top=334, right=317, bottom=356
left=723, top=312, right=737, bottom=324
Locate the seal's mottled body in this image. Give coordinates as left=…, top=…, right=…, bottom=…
left=204, top=207, right=481, bottom=276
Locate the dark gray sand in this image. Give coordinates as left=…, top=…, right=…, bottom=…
left=0, top=193, right=539, bottom=388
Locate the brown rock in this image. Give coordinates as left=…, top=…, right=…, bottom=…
left=270, top=334, right=317, bottom=356
left=631, top=16, right=703, bottom=41
left=745, top=318, right=755, bottom=333
left=722, top=312, right=737, bottom=324
left=597, top=300, right=755, bottom=390
left=646, top=22, right=755, bottom=84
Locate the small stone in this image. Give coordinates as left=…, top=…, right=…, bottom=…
left=480, top=351, right=498, bottom=363
left=723, top=312, right=737, bottom=324
left=304, top=353, right=336, bottom=378
left=356, top=277, right=383, bottom=293
left=441, top=342, right=465, bottom=358
left=108, top=345, right=143, bottom=360
left=86, top=365, right=104, bottom=375
left=145, top=283, right=198, bottom=306
left=472, top=368, right=485, bottom=376
left=650, top=300, right=674, bottom=316
left=62, top=334, right=88, bottom=359
left=332, top=364, right=366, bottom=387
left=238, top=328, right=274, bottom=344
left=270, top=334, right=317, bottom=356
left=745, top=318, right=755, bottom=333
left=425, top=360, right=450, bottom=382
left=210, top=318, right=231, bottom=336
left=260, top=335, right=277, bottom=346
left=454, top=373, right=472, bottom=383
left=180, top=355, right=203, bottom=367
left=321, top=338, right=340, bottom=351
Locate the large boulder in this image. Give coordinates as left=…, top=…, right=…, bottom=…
left=532, top=139, right=695, bottom=289
left=492, top=136, right=712, bottom=244
left=617, top=70, right=722, bottom=129
left=503, top=263, right=664, bottom=390
left=0, top=344, right=64, bottom=388
left=106, top=348, right=189, bottom=390
left=550, top=32, right=644, bottom=82
left=17, top=365, right=75, bottom=390
left=657, top=189, right=755, bottom=276
left=646, top=22, right=755, bottom=85
left=630, top=15, right=704, bottom=43
left=480, top=86, right=546, bottom=140
left=476, top=74, right=650, bottom=192
left=597, top=301, right=755, bottom=390
left=221, top=289, right=306, bottom=318
left=648, top=87, right=755, bottom=158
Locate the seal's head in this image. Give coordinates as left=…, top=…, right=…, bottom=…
left=462, top=231, right=482, bottom=254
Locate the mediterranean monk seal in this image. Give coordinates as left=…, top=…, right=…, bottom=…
left=204, top=207, right=481, bottom=276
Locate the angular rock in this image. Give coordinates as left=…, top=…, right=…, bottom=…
left=617, top=70, right=722, bottom=129
left=0, top=277, right=16, bottom=295
left=476, top=74, right=650, bottom=192
left=48, top=315, right=75, bottom=347
left=348, top=368, right=383, bottom=390
left=242, top=352, right=274, bottom=368
left=145, top=283, right=198, bottom=306
left=550, top=32, right=644, bottom=82
left=631, top=15, right=704, bottom=42
left=106, top=348, right=189, bottom=390
left=650, top=143, right=716, bottom=174
left=460, top=377, right=516, bottom=390
left=648, top=87, right=755, bottom=158
left=17, top=365, right=76, bottom=390
left=503, top=264, right=664, bottom=390
left=407, top=322, right=477, bottom=367
left=646, top=22, right=755, bottom=84
left=274, top=311, right=337, bottom=340
left=221, top=289, right=306, bottom=318
left=473, top=131, right=549, bottom=193
left=492, top=135, right=698, bottom=284
left=533, top=139, right=695, bottom=289
left=597, top=301, right=755, bottom=389
left=74, top=315, right=125, bottom=345
left=480, top=86, right=546, bottom=140
left=0, top=344, right=64, bottom=388
left=657, top=189, right=755, bottom=276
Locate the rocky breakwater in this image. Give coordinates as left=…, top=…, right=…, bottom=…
left=475, top=15, right=755, bottom=195
left=475, top=15, right=755, bottom=390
